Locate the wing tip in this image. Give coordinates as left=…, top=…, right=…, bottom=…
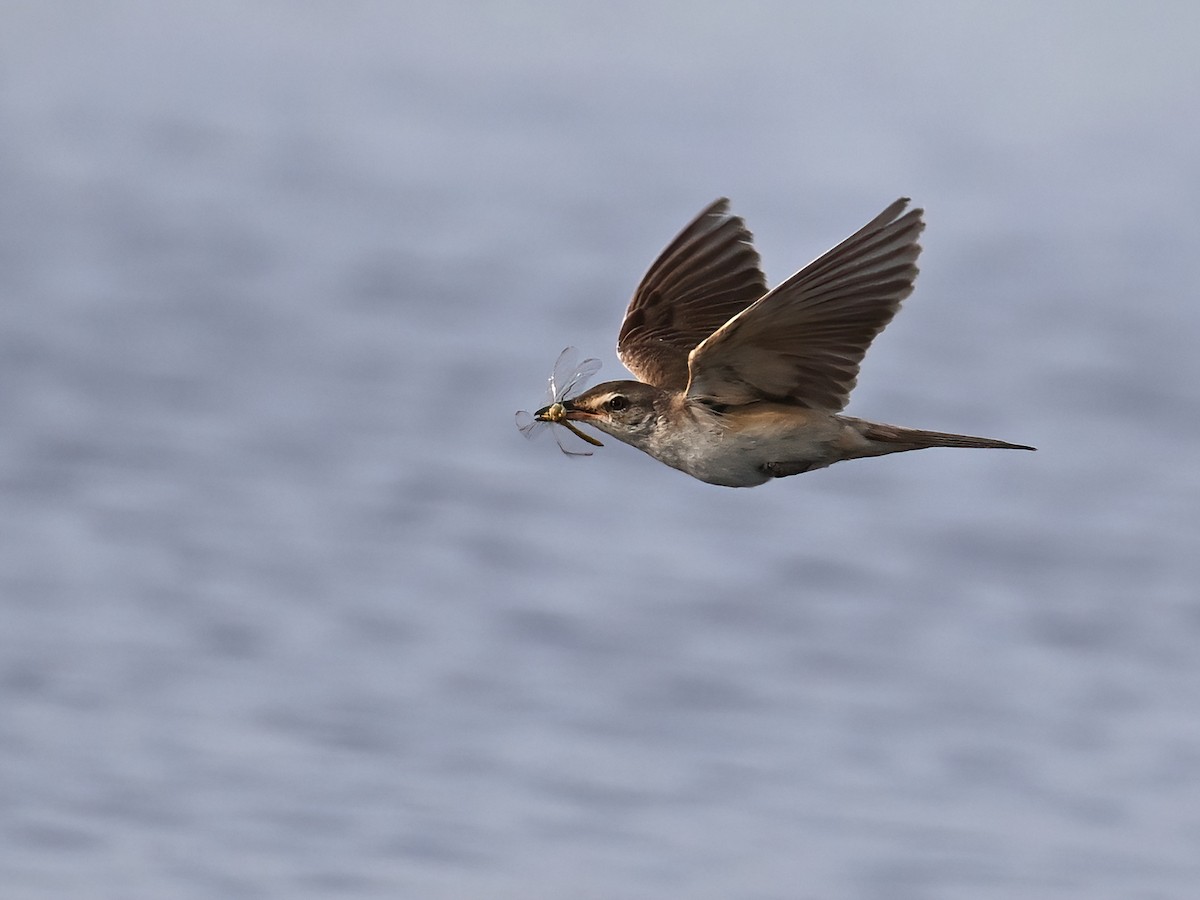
left=705, top=197, right=733, bottom=217
left=884, top=196, right=924, bottom=223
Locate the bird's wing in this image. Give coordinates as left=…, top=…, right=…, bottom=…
left=617, top=198, right=767, bottom=391
left=685, top=198, right=924, bottom=411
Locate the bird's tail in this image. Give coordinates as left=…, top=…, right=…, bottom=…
left=847, top=418, right=1036, bottom=454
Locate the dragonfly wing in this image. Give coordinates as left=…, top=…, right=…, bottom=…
left=515, top=409, right=542, bottom=438
left=549, top=347, right=602, bottom=401
left=553, top=428, right=595, bottom=457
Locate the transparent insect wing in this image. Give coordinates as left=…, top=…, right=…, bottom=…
left=549, top=346, right=601, bottom=402
left=514, top=409, right=539, bottom=437
left=515, top=408, right=595, bottom=456
left=553, top=428, right=594, bottom=457
left=548, top=347, right=579, bottom=400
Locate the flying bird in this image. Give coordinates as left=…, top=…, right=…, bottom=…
left=519, top=198, right=1033, bottom=487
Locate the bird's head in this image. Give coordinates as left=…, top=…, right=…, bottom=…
left=535, top=380, right=665, bottom=447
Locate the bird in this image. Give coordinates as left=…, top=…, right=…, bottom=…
left=525, top=197, right=1034, bottom=487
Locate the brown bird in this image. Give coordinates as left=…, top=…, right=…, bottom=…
left=523, top=198, right=1034, bottom=487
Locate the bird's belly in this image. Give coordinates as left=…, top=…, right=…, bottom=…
left=655, top=412, right=842, bottom=487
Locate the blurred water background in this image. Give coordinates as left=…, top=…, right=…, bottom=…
left=2, top=3, right=1199, bottom=898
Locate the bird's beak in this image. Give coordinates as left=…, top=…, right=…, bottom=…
left=533, top=400, right=603, bottom=447
left=533, top=402, right=561, bottom=422
left=534, top=399, right=598, bottom=422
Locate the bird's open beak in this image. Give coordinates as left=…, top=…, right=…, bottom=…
left=533, top=401, right=603, bottom=446
left=533, top=401, right=562, bottom=423
left=534, top=399, right=597, bottom=422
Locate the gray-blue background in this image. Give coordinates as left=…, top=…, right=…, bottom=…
left=2, top=3, right=1198, bottom=898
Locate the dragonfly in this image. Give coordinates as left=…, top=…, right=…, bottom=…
left=515, top=347, right=605, bottom=456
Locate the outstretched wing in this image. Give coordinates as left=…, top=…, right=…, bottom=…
left=685, top=198, right=924, bottom=411
left=617, top=198, right=767, bottom=391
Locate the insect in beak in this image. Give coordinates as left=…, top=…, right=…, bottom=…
left=534, top=401, right=604, bottom=447
left=516, top=347, right=605, bottom=456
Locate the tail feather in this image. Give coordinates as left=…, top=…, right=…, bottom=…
left=853, top=419, right=1036, bottom=452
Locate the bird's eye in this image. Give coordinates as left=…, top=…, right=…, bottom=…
left=607, top=395, right=629, bottom=412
